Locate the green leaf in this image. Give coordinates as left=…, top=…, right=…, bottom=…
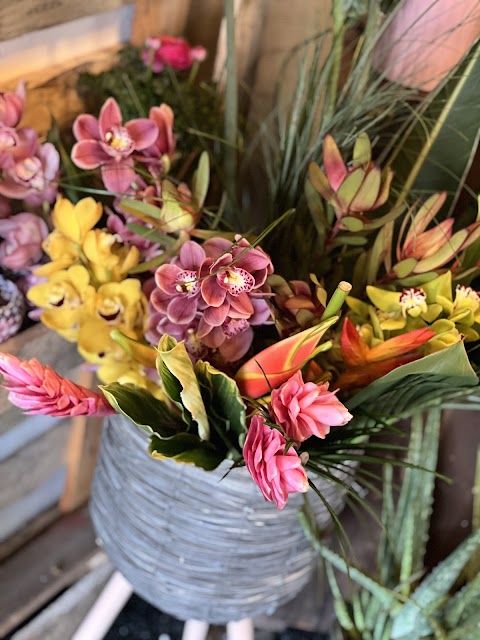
left=192, top=151, right=210, bottom=208
left=156, top=335, right=210, bottom=440
left=149, top=432, right=224, bottom=471
left=393, top=258, right=417, bottom=279
left=194, top=359, right=246, bottom=448
left=126, top=223, right=176, bottom=246
left=390, top=41, right=480, bottom=210
left=347, top=341, right=478, bottom=412
left=342, top=216, right=365, bottom=232
left=118, top=198, right=164, bottom=221
left=101, top=383, right=181, bottom=435
left=390, top=529, right=480, bottom=639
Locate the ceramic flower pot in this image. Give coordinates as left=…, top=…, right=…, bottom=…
left=90, top=414, right=353, bottom=624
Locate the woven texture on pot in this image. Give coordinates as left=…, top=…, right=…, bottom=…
left=90, top=414, right=354, bottom=624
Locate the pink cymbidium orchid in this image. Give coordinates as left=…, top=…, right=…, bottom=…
left=0, top=81, right=25, bottom=128
left=243, top=414, right=309, bottom=510
left=0, top=142, right=59, bottom=206
left=71, top=97, right=158, bottom=193
left=0, top=212, right=48, bottom=272
left=0, top=354, right=115, bottom=417
left=140, top=104, right=176, bottom=174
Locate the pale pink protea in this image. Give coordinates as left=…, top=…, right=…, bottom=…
left=71, top=97, right=158, bottom=193
left=243, top=414, right=309, bottom=510
left=142, top=36, right=207, bottom=73
left=269, top=371, right=352, bottom=444
left=0, top=354, right=115, bottom=417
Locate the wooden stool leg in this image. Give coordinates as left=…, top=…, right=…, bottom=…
left=182, top=619, right=210, bottom=640
left=227, top=618, right=255, bottom=640
left=71, top=571, right=133, bottom=640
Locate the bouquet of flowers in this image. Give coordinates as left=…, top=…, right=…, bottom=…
left=1, top=1, right=479, bottom=521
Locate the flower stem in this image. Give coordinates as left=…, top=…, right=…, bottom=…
left=320, top=281, right=352, bottom=320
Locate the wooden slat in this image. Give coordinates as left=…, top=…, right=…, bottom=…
left=185, top=0, right=224, bottom=80
left=0, top=422, right=70, bottom=509
left=130, top=0, right=192, bottom=46
left=60, top=370, right=104, bottom=514
left=10, top=553, right=113, bottom=640
left=0, top=0, right=133, bottom=42
left=0, top=506, right=59, bottom=562
left=0, top=508, right=98, bottom=638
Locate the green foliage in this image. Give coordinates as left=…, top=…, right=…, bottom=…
left=303, top=407, right=480, bottom=640
left=102, top=335, right=247, bottom=470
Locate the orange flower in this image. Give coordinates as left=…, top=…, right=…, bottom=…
left=337, top=318, right=435, bottom=388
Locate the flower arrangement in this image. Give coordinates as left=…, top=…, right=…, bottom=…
left=1, top=2, right=480, bottom=522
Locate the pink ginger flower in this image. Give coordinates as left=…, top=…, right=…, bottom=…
left=0, top=81, right=25, bottom=128
left=142, top=36, right=207, bottom=73
left=243, top=414, right=309, bottom=510
left=0, top=142, right=59, bottom=206
left=71, top=97, right=158, bottom=194
left=0, top=353, right=115, bottom=417
left=0, top=212, right=49, bottom=272
left=269, top=370, right=352, bottom=443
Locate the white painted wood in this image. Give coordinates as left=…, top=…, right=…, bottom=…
left=71, top=571, right=133, bottom=640
left=0, top=5, right=134, bottom=83
left=227, top=618, right=255, bottom=640
left=182, top=620, right=210, bottom=640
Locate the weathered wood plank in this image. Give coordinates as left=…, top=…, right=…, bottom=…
left=60, top=368, right=104, bottom=514
left=0, top=420, right=70, bottom=509
left=0, top=505, right=59, bottom=562
left=130, top=0, right=192, bottom=46
left=0, top=0, right=133, bottom=42
left=0, top=508, right=98, bottom=638
left=10, top=552, right=113, bottom=640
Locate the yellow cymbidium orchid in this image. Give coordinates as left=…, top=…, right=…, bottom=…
left=35, top=230, right=80, bottom=276
left=117, top=368, right=167, bottom=402
left=52, top=196, right=103, bottom=244
left=93, top=279, right=147, bottom=334
left=83, top=229, right=140, bottom=283
left=27, top=265, right=94, bottom=342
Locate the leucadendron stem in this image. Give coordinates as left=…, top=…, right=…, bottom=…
left=320, top=281, right=352, bottom=321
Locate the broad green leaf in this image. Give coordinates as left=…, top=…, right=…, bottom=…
left=393, top=258, right=417, bottom=279
left=101, top=383, right=181, bottom=435
left=157, top=335, right=210, bottom=440
left=195, top=359, right=246, bottom=445
left=347, top=341, right=478, bottom=412
left=149, top=432, right=224, bottom=471
left=342, top=216, right=365, bottom=232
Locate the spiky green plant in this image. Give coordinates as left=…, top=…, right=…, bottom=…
left=301, top=406, right=480, bottom=640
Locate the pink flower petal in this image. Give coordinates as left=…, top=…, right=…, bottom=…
left=99, top=98, right=123, bottom=139
left=71, top=140, right=110, bottom=170
left=73, top=114, right=100, bottom=141
left=167, top=295, right=198, bottom=324
left=101, top=160, right=137, bottom=194
left=126, top=119, right=159, bottom=150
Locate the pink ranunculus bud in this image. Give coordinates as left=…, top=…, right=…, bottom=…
left=269, top=371, right=352, bottom=444
left=0, top=353, right=115, bottom=417
left=0, top=81, right=26, bottom=128
left=0, top=212, right=49, bottom=272
left=142, top=36, right=207, bottom=73
left=243, top=414, right=309, bottom=510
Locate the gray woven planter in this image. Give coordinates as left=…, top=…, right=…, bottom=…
left=90, top=414, right=353, bottom=624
